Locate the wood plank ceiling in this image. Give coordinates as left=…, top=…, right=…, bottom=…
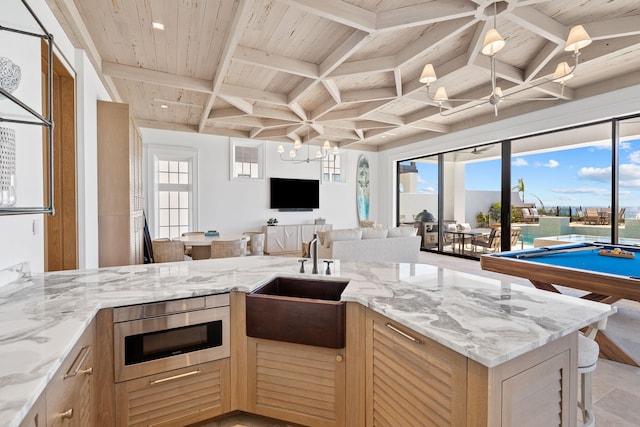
left=47, top=0, right=640, bottom=151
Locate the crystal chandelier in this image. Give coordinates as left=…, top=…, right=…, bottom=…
left=277, top=126, right=338, bottom=164
left=419, top=3, right=592, bottom=116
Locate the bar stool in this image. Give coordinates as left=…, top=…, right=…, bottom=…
left=578, top=333, right=599, bottom=427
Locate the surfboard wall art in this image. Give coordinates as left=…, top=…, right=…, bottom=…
left=356, top=155, right=370, bottom=221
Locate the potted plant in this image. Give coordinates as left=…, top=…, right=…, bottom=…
left=475, top=212, right=489, bottom=228
left=267, top=218, right=278, bottom=226
left=488, top=202, right=501, bottom=224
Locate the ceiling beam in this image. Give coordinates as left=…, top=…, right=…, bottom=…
left=342, top=87, right=397, bottom=104
left=329, top=56, right=395, bottom=78
left=322, top=79, right=342, bottom=103
left=233, top=45, right=319, bottom=78
left=208, top=107, right=247, bottom=119
left=136, top=119, right=198, bottom=133
left=219, top=83, right=288, bottom=105
left=376, top=0, right=476, bottom=31
left=218, top=95, right=254, bottom=114
left=252, top=106, right=302, bottom=122
left=198, top=0, right=254, bottom=132
left=102, top=62, right=213, bottom=92
left=281, top=0, right=376, bottom=32
left=508, top=6, right=567, bottom=45
left=585, top=16, right=640, bottom=40
left=200, top=126, right=251, bottom=138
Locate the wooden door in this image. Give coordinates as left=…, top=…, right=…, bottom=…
left=42, top=40, right=77, bottom=271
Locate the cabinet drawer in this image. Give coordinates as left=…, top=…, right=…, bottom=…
left=46, top=323, right=95, bottom=427
left=115, top=359, right=230, bottom=427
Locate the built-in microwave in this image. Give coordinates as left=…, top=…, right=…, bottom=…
left=113, top=294, right=230, bottom=383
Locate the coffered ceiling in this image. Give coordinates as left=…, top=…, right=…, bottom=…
left=46, top=0, right=640, bottom=151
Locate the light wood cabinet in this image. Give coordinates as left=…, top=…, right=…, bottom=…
left=18, top=394, right=45, bottom=427
left=366, top=310, right=467, bottom=426
left=262, top=224, right=332, bottom=254
left=246, top=337, right=345, bottom=427
left=45, top=320, right=95, bottom=427
left=115, top=359, right=230, bottom=427
left=97, top=101, right=144, bottom=267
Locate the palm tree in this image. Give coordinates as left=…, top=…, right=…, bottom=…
left=512, top=178, right=525, bottom=203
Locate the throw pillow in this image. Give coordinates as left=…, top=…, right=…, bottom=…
left=457, top=223, right=471, bottom=232
left=361, top=227, right=388, bottom=239
left=325, top=228, right=363, bottom=247
left=387, top=226, right=418, bottom=238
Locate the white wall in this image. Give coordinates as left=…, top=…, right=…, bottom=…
left=377, top=83, right=640, bottom=228
left=140, top=128, right=378, bottom=235
left=0, top=0, right=109, bottom=272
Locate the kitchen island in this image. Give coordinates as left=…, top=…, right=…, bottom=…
left=0, top=256, right=614, bottom=427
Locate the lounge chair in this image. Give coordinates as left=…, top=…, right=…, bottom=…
left=522, top=208, right=539, bottom=223
left=618, top=208, right=626, bottom=224
left=584, top=208, right=600, bottom=225
left=471, top=228, right=501, bottom=253
left=510, top=228, right=521, bottom=250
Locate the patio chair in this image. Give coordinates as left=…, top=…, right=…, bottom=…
left=471, top=228, right=501, bottom=253
left=584, top=208, right=600, bottom=225
left=618, top=208, right=626, bottom=224
left=599, top=207, right=612, bottom=225
left=510, top=228, right=522, bottom=250
left=522, top=208, right=539, bottom=223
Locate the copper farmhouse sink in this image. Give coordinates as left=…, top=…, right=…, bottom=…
left=245, top=276, right=349, bottom=349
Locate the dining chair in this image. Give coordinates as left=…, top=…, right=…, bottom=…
left=152, top=239, right=185, bottom=263
left=210, top=239, right=247, bottom=259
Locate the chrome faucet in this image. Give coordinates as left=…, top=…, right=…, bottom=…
left=307, top=233, right=319, bottom=274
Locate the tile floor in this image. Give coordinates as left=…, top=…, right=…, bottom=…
left=196, top=252, right=640, bottom=426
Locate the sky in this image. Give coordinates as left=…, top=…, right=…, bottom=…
left=407, top=138, right=640, bottom=215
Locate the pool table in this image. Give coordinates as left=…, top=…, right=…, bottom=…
left=481, top=242, right=640, bottom=366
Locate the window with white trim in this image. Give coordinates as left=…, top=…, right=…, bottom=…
left=146, top=146, right=198, bottom=239
left=230, top=138, right=265, bottom=180
left=322, top=151, right=347, bottom=183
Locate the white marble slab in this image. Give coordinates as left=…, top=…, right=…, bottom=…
left=0, top=257, right=614, bottom=427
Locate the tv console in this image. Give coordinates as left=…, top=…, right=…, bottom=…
left=262, top=223, right=333, bottom=255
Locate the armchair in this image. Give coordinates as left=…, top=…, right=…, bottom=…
left=471, top=228, right=501, bottom=253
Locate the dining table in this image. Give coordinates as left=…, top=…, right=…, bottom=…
left=177, top=234, right=249, bottom=260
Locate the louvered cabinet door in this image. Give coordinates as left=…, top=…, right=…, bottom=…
left=115, top=359, right=230, bottom=427
left=246, top=337, right=346, bottom=427
left=366, top=311, right=467, bottom=427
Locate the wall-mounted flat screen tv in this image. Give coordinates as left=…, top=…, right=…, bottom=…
left=270, top=178, right=319, bottom=211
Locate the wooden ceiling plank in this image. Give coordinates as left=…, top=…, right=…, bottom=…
left=376, top=0, right=477, bottom=31
left=262, top=119, right=298, bottom=129
left=508, top=6, right=567, bottom=45
left=396, top=17, right=476, bottom=66
left=355, top=120, right=398, bottom=130
left=219, top=83, right=288, bottom=105
left=317, top=119, right=355, bottom=129
left=356, top=100, right=393, bottom=117
left=310, top=124, right=325, bottom=136
left=253, top=106, right=301, bottom=121
left=363, top=112, right=404, bottom=126
left=466, top=21, right=490, bottom=66
left=408, top=122, right=450, bottom=133
left=319, top=30, right=370, bottom=77
left=212, top=116, right=264, bottom=127
left=281, top=0, right=376, bottom=32
left=322, top=126, right=359, bottom=140
left=318, top=108, right=360, bottom=121
left=586, top=16, right=640, bottom=40
left=342, top=87, right=397, bottom=104
left=198, top=0, right=254, bottom=132
left=329, top=56, right=396, bottom=78
left=471, top=56, right=524, bottom=85
left=234, top=45, right=319, bottom=78
left=218, top=95, right=254, bottom=115
left=103, top=61, right=213, bottom=92
left=209, top=107, right=251, bottom=119
left=288, top=78, right=318, bottom=104
left=322, top=79, right=342, bottom=103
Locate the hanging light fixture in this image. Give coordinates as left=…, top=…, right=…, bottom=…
left=419, top=2, right=592, bottom=117
left=276, top=125, right=339, bottom=164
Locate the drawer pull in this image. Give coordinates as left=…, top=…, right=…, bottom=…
left=149, top=369, right=202, bottom=385
left=78, top=367, right=93, bottom=376
left=385, top=323, right=424, bottom=344
left=64, top=345, right=91, bottom=379
left=60, top=409, right=73, bottom=419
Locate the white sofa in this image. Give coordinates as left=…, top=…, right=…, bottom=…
left=317, top=227, right=421, bottom=263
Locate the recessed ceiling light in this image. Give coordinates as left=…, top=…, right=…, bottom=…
left=152, top=22, right=165, bottom=30
left=160, top=104, right=168, bottom=109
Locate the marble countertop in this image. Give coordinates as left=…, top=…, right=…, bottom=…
left=0, top=256, right=614, bottom=427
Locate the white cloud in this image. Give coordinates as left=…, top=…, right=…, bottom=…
left=512, top=158, right=528, bottom=167
left=417, top=175, right=427, bottom=184
left=419, top=186, right=436, bottom=194
left=544, top=159, right=559, bottom=168
left=629, top=151, right=640, bottom=163
left=578, top=166, right=611, bottom=183
left=619, top=163, right=640, bottom=187
left=552, top=187, right=610, bottom=196
left=556, top=195, right=577, bottom=202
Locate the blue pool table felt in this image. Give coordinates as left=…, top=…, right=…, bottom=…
left=501, top=244, right=640, bottom=278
